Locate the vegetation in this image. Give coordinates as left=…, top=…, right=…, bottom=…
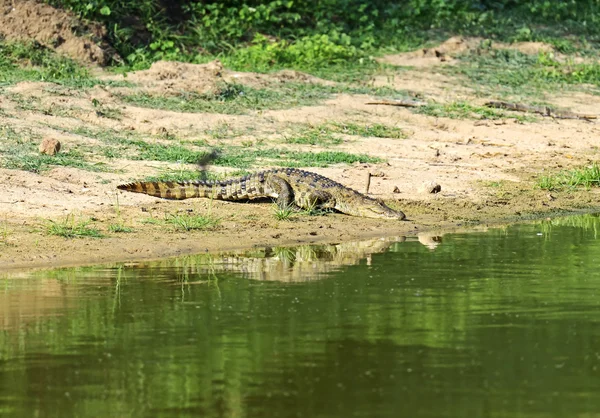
left=45, top=215, right=104, bottom=238
left=1, top=0, right=598, bottom=201
left=109, top=194, right=133, bottom=233
left=0, top=125, right=109, bottom=174
left=0, top=40, right=89, bottom=84
left=40, top=1, right=600, bottom=70
left=108, top=223, right=134, bottom=233
left=538, top=164, right=600, bottom=191
left=415, top=100, right=536, bottom=121
left=165, top=212, right=221, bottom=231
left=284, top=122, right=405, bottom=146
left=448, top=48, right=600, bottom=97
left=210, top=148, right=382, bottom=169
left=119, top=82, right=335, bottom=114
left=273, top=204, right=296, bottom=221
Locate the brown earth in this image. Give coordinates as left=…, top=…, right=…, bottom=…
left=1, top=6, right=600, bottom=272
left=0, top=0, right=115, bottom=65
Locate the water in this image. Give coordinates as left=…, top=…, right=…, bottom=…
left=2, top=215, right=600, bottom=418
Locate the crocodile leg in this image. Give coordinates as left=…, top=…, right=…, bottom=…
left=299, top=190, right=335, bottom=210
left=267, top=175, right=296, bottom=209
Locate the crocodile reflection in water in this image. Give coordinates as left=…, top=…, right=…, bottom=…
left=135, top=234, right=444, bottom=283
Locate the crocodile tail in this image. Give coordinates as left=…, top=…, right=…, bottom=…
left=117, top=181, right=208, bottom=200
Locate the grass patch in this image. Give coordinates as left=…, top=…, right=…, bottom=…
left=414, top=101, right=535, bottom=121
left=204, top=121, right=247, bottom=139
left=119, top=82, right=335, bottom=114
left=91, top=98, right=124, bottom=120
left=45, top=124, right=381, bottom=169
left=0, top=40, right=89, bottom=85
left=0, top=40, right=132, bottom=89
left=109, top=193, right=132, bottom=233
left=273, top=204, right=296, bottom=221
left=49, top=124, right=207, bottom=164
left=450, top=48, right=600, bottom=98
left=120, top=81, right=411, bottom=115
left=108, top=223, right=134, bottom=233
left=136, top=143, right=206, bottom=164
left=283, top=125, right=342, bottom=146
left=283, top=121, right=404, bottom=145
left=165, top=213, right=220, bottom=231
left=221, top=34, right=395, bottom=84
left=45, top=215, right=104, bottom=239
left=537, top=164, right=600, bottom=191
left=212, top=147, right=383, bottom=169
left=0, top=125, right=109, bottom=173
left=329, top=122, right=405, bottom=138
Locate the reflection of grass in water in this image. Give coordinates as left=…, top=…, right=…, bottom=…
left=539, top=214, right=600, bottom=237
left=274, top=246, right=297, bottom=264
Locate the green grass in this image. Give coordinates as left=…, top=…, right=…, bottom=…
left=108, top=223, right=134, bottom=233
left=44, top=123, right=382, bottom=169
left=4, top=91, right=87, bottom=118
left=120, top=80, right=412, bottom=115
left=165, top=213, right=220, bottom=231
left=135, top=143, right=206, bottom=164
left=119, top=82, right=335, bottom=115
left=272, top=201, right=330, bottom=220
left=211, top=147, right=383, bottom=169
left=48, top=124, right=208, bottom=164
left=0, top=125, right=109, bottom=173
left=0, top=40, right=89, bottom=85
left=0, top=40, right=133, bottom=89
left=329, top=122, right=406, bottom=138
left=45, top=216, right=104, bottom=238
left=414, top=101, right=536, bottom=121
left=283, top=121, right=404, bottom=146
left=91, top=98, right=124, bottom=120
left=140, top=212, right=221, bottom=230
left=537, top=164, right=600, bottom=191
left=449, top=48, right=600, bottom=98
left=204, top=121, right=247, bottom=139
left=273, top=204, right=296, bottom=221
left=108, top=193, right=132, bottom=233
left=283, top=125, right=342, bottom=146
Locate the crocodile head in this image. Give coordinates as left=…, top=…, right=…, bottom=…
left=336, top=193, right=406, bottom=220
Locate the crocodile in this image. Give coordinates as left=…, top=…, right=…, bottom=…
left=117, top=168, right=406, bottom=220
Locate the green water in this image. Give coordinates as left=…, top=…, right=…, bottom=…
left=2, top=215, right=600, bottom=418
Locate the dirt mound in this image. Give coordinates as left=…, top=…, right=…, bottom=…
left=118, top=60, right=334, bottom=95
left=0, top=0, right=115, bottom=65
left=126, top=60, right=225, bottom=95
left=379, top=36, right=556, bottom=68
left=226, top=68, right=336, bottom=89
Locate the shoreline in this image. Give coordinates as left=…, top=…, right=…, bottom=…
left=2, top=193, right=598, bottom=273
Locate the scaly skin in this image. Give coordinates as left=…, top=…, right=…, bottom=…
left=117, top=168, right=406, bottom=220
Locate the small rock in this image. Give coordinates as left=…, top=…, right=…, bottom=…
left=152, top=126, right=169, bottom=136
left=392, top=186, right=401, bottom=193
left=419, top=181, right=441, bottom=194
left=39, top=137, right=61, bottom=156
